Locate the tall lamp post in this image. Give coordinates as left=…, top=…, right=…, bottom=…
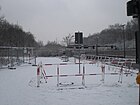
left=96, top=37, right=99, bottom=56
left=121, top=24, right=126, bottom=58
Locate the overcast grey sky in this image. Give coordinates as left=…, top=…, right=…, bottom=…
left=1, top=0, right=131, bottom=44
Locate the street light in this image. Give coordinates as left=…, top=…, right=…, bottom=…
left=121, top=24, right=126, bottom=58
left=96, top=37, right=99, bottom=56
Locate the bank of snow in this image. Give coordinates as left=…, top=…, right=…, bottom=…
left=0, top=57, right=138, bottom=105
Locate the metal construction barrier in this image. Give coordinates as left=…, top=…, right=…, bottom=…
left=85, top=55, right=137, bottom=74
left=37, top=63, right=48, bottom=87
left=36, top=61, right=134, bottom=87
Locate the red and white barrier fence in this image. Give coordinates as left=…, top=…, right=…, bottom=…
left=37, top=63, right=48, bottom=87
left=44, top=62, right=91, bottom=66
left=57, top=65, right=59, bottom=87
left=36, top=62, right=133, bottom=87
left=101, top=64, right=105, bottom=83
left=118, top=66, right=123, bottom=83
left=37, top=66, right=40, bottom=87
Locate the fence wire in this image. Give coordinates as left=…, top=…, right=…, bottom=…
left=0, top=47, right=35, bottom=69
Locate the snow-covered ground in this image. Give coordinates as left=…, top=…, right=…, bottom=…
left=0, top=57, right=139, bottom=105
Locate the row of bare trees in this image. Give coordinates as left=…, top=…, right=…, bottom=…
left=60, top=19, right=138, bottom=48
left=0, top=9, right=38, bottom=47
left=84, top=19, right=138, bottom=48
left=0, top=6, right=137, bottom=57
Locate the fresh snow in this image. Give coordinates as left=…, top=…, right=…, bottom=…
left=0, top=57, right=139, bottom=105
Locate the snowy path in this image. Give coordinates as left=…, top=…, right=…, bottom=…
left=0, top=57, right=139, bottom=105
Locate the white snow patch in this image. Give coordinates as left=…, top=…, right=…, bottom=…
left=0, top=57, right=138, bottom=105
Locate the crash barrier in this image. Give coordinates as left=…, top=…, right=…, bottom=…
left=82, top=55, right=136, bottom=77
left=85, top=55, right=136, bottom=71
left=86, top=55, right=135, bottom=64
left=36, top=62, right=133, bottom=87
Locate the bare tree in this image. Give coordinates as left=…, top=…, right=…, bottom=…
left=0, top=6, right=4, bottom=20
left=62, top=34, right=74, bottom=46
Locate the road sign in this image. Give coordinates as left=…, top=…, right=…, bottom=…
left=127, top=0, right=139, bottom=16
left=75, top=32, right=83, bottom=44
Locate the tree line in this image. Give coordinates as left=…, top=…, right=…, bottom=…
left=84, top=19, right=138, bottom=49
left=0, top=16, right=38, bottom=47
left=40, top=19, right=138, bottom=56
left=0, top=7, right=138, bottom=56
